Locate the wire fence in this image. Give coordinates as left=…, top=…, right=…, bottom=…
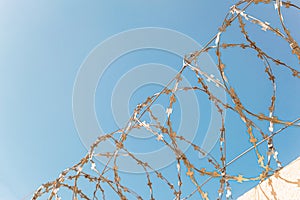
left=32, top=0, right=300, bottom=199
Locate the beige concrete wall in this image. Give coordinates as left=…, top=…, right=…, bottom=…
left=238, top=157, right=300, bottom=200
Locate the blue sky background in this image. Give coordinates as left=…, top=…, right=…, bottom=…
left=0, top=0, right=299, bottom=199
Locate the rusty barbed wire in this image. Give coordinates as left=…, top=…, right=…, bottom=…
left=32, top=0, right=300, bottom=199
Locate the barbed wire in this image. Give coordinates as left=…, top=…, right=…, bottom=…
left=32, top=0, right=300, bottom=199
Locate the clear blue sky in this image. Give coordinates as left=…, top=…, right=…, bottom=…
left=0, top=0, right=299, bottom=199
